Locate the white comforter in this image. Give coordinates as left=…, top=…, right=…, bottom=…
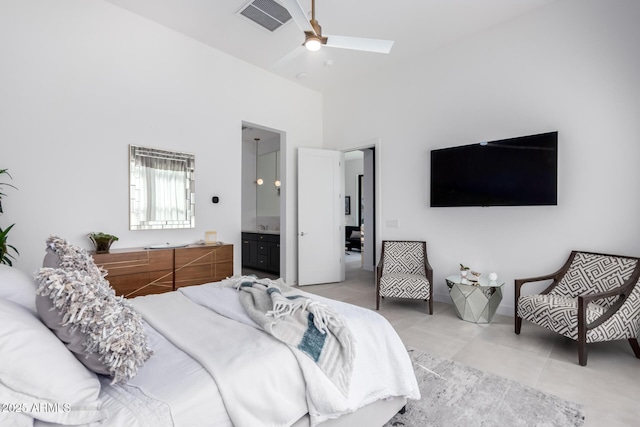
left=127, top=280, right=419, bottom=426
left=178, top=280, right=420, bottom=425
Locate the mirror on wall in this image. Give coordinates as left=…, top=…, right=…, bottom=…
left=129, top=145, right=195, bottom=230
left=256, top=150, right=280, bottom=217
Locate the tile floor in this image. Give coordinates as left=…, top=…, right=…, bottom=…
left=298, top=255, right=640, bottom=427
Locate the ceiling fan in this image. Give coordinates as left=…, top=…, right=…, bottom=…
left=280, top=0, right=394, bottom=54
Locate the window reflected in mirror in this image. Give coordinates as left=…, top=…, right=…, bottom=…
left=129, top=145, right=195, bottom=230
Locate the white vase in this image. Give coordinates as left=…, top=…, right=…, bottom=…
left=488, top=272, right=498, bottom=281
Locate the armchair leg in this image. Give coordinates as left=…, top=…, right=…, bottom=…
left=577, top=298, right=588, bottom=366
left=376, top=294, right=380, bottom=310
left=428, top=298, right=433, bottom=315
left=629, top=338, right=640, bottom=359
left=515, top=316, right=522, bottom=334
left=578, top=340, right=588, bottom=366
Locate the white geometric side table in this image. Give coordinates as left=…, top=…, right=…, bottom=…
left=446, top=275, right=505, bottom=323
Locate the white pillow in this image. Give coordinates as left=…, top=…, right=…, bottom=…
left=0, top=264, right=37, bottom=313
left=0, top=298, right=106, bottom=425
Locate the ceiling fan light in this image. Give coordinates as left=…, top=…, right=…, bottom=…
left=305, top=36, right=322, bottom=51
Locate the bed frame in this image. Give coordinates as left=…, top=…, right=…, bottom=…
left=292, top=396, right=407, bottom=427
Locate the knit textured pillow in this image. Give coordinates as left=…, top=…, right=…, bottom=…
left=34, top=236, right=152, bottom=384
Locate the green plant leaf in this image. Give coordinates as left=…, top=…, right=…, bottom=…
left=0, top=168, right=18, bottom=265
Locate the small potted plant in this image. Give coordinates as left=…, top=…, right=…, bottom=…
left=459, top=263, right=470, bottom=278
left=88, top=232, right=119, bottom=254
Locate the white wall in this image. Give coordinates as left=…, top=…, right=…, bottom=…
left=0, top=0, right=323, bottom=282
left=323, top=0, right=640, bottom=314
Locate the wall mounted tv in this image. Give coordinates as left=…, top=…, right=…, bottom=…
left=430, top=131, right=558, bottom=207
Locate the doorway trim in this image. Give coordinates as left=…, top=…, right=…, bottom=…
left=357, top=174, right=364, bottom=227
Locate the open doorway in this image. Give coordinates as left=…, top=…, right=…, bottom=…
left=241, top=123, right=284, bottom=280
left=344, top=147, right=375, bottom=281
left=295, top=144, right=377, bottom=286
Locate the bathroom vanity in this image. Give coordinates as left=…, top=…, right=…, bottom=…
left=241, top=231, right=280, bottom=275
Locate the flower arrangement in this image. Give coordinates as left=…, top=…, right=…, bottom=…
left=87, top=232, right=119, bottom=254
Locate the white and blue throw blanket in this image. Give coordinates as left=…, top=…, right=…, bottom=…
left=230, top=276, right=355, bottom=396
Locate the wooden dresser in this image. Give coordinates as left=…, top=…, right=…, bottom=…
left=92, top=244, right=233, bottom=298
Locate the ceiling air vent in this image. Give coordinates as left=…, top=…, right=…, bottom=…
left=237, top=0, right=292, bottom=32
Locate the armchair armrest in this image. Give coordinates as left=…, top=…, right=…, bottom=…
left=514, top=271, right=563, bottom=305
left=514, top=268, right=569, bottom=334
left=580, top=286, right=628, bottom=304
left=515, top=272, right=559, bottom=291
left=514, top=256, right=574, bottom=334
left=514, top=252, right=579, bottom=308
left=424, top=257, right=434, bottom=285
left=577, top=291, right=621, bottom=333
left=375, top=257, right=384, bottom=287
left=578, top=268, right=640, bottom=330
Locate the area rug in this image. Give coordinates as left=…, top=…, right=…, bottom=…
left=385, top=348, right=586, bottom=427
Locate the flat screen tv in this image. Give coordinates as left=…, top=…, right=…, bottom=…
left=430, top=131, right=558, bottom=207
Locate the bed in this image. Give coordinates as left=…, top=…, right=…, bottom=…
left=0, top=238, right=419, bottom=427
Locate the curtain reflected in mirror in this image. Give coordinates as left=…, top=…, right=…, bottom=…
left=130, top=145, right=195, bottom=230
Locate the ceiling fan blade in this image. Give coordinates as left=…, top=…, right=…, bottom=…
left=269, top=45, right=306, bottom=70
left=279, top=0, right=315, bottom=34
left=325, top=35, right=394, bottom=54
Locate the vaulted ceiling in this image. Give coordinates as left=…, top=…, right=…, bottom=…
left=106, top=0, right=559, bottom=94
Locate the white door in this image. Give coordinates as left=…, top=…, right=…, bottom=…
left=298, top=148, right=344, bottom=286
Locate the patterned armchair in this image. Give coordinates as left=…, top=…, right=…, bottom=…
left=376, top=241, right=433, bottom=314
left=515, top=251, right=640, bottom=365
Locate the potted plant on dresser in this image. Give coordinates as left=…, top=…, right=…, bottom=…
left=0, top=169, right=18, bottom=266
left=87, top=232, right=119, bottom=254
